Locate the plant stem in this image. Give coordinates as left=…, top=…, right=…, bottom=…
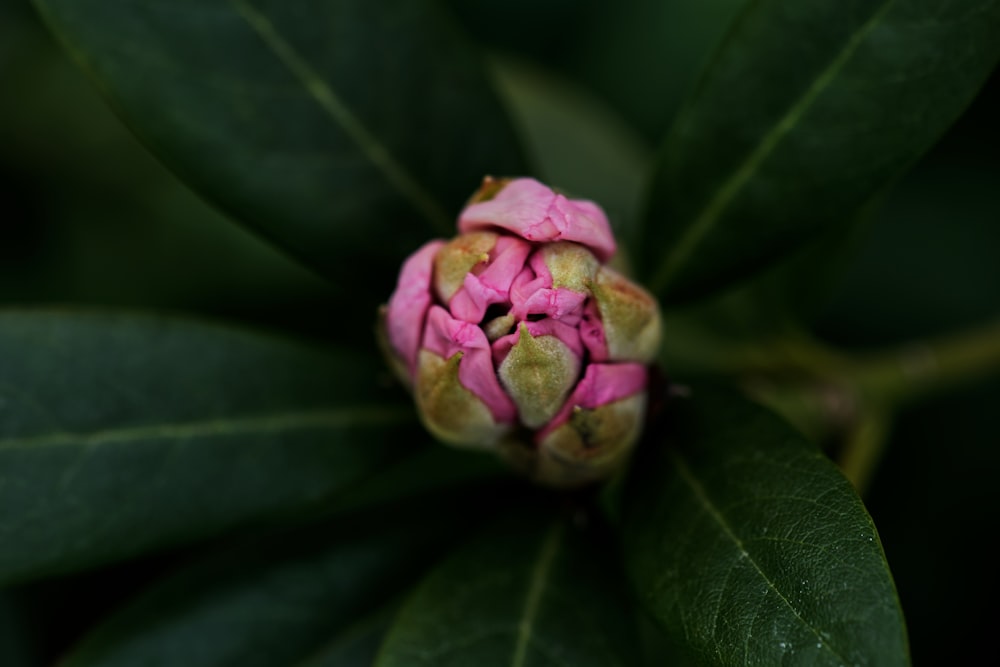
left=839, top=409, right=892, bottom=494
left=751, top=320, right=1000, bottom=408
left=743, top=321, right=1000, bottom=491
left=848, top=320, right=1000, bottom=407
left=832, top=321, right=1000, bottom=491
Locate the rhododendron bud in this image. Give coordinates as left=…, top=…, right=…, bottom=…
left=380, top=177, right=662, bottom=487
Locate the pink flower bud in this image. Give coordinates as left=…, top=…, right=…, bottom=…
left=381, top=177, right=662, bottom=487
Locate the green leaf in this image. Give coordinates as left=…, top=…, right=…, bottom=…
left=623, top=387, right=909, bottom=666
left=564, top=0, right=749, bottom=143
left=489, top=57, right=650, bottom=257
left=328, top=442, right=508, bottom=516
left=446, top=0, right=749, bottom=145
left=0, top=310, right=421, bottom=586
left=655, top=205, right=880, bottom=381
left=817, top=149, right=1000, bottom=344
left=61, top=497, right=483, bottom=667
left=297, top=607, right=395, bottom=667
left=640, top=0, right=1000, bottom=302
left=376, top=508, right=641, bottom=667
left=31, top=0, right=526, bottom=296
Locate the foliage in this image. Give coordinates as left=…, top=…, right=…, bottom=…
left=2, top=0, right=999, bottom=664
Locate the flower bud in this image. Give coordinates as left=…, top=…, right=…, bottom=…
left=381, top=177, right=662, bottom=487
left=498, top=323, right=581, bottom=429
left=414, top=350, right=510, bottom=449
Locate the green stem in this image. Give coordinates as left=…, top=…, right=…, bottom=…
left=839, top=409, right=892, bottom=494
left=837, top=321, right=1000, bottom=491
left=749, top=320, right=1000, bottom=407
left=848, top=320, right=1000, bottom=407
left=744, top=321, right=1000, bottom=492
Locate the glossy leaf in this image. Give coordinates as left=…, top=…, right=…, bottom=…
left=0, top=310, right=421, bottom=585
left=640, top=0, right=1000, bottom=302
left=623, top=387, right=909, bottom=666
left=31, top=0, right=526, bottom=297
left=61, top=497, right=483, bottom=667
left=376, top=509, right=641, bottom=667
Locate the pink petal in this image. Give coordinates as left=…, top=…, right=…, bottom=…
left=422, top=306, right=517, bottom=423
left=458, top=178, right=616, bottom=262
left=386, top=240, right=445, bottom=377
left=537, top=363, right=647, bottom=440
left=508, top=251, right=587, bottom=321
left=508, top=265, right=545, bottom=313
left=579, top=299, right=608, bottom=362
left=448, top=236, right=531, bottom=322
left=513, top=287, right=587, bottom=322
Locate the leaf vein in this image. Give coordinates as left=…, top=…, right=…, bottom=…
left=228, top=0, right=451, bottom=232
left=651, top=0, right=898, bottom=294
left=510, top=523, right=564, bottom=667
left=671, top=451, right=851, bottom=663
left=0, top=406, right=413, bottom=450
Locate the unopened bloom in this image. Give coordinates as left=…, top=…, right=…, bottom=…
left=380, top=177, right=661, bottom=487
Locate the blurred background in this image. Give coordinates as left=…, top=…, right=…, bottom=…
left=2, top=0, right=998, bottom=663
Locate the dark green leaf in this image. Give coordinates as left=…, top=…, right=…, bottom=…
left=441, top=0, right=586, bottom=72
left=0, top=310, right=421, bottom=585
left=297, top=607, right=395, bottom=667
left=624, top=387, right=909, bottom=666
left=61, top=497, right=484, bottom=667
left=489, top=57, right=650, bottom=253
left=0, top=10, right=361, bottom=344
left=565, top=0, right=749, bottom=144
left=655, top=206, right=879, bottom=380
left=816, top=143, right=1000, bottom=344
left=31, top=0, right=526, bottom=296
left=327, top=442, right=507, bottom=516
left=640, top=0, right=1000, bottom=302
left=446, top=0, right=749, bottom=145
left=376, top=509, right=641, bottom=667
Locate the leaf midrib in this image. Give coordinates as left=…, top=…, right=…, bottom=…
left=650, top=0, right=898, bottom=295
left=0, top=405, right=413, bottom=450
left=510, top=522, right=564, bottom=667
left=228, top=0, right=452, bottom=233
left=671, top=451, right=851, bottom=664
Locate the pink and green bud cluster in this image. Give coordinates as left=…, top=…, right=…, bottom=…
left=381, top=177, right=662, bottom=487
